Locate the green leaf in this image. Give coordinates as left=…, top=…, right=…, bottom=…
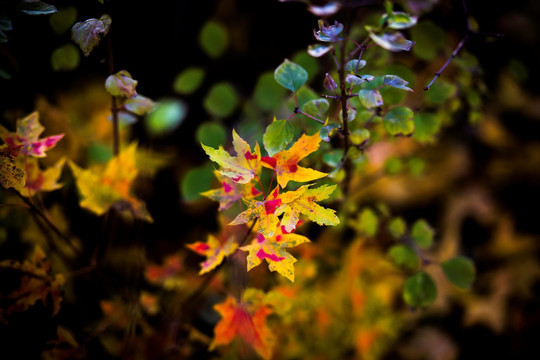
left=350, top=129, right=370, bottom=146
left=263, top=119, right=294, bottom=156
left=345, top=59, right=366, bottom=72
left=274, top=59, right=308, bottom=92
left=173, top=67, right=205, bottom=95
left=413, top=113, right=440, bottom=144
left=368, top=29, right=415, bottom=52
left=358, top=89, right=383, bottom=109
left=389, top=244, right=419, bottom=269
left=87, top=142, right=113, bottom=163
left=49, top=6, right=77, bottom=34
left=425, top=80, right=456, bottom=105
left=50, top=44, right=80, bottom=71
left=384, top=75, right=413, bottom=92
left=403, top=272, right=437, bottom=308
left=199, top=20, right=228, bottom=58
left=357, top=207, right=378, bottom=237
left=292, top=51, right=319, bottom=82
left=388, top=217, right=407, bottom=239
left=410, top=219, right=434, bottom=249
left=441, top=256, right=476, bottom=289
left=124, top=95, right=155, bottom=116
left=203, top=82, right=238, bottom=118
left=411, top=21, right=446, bottom=61
left=302, top=98, right=329, bottom=120
left=17, top=0, right=57, bottom=15
left=181, top=163, right=214, bottom=202
left=322, top=149, right=343, bottom=167
left=384, top=157, right=403, bottom=175
left=145, top=99, right=187, bottom=136
left=253, top=71, right=287, bottom=111
left=384, top=106, right=414, bottom=136
left=196, top=122, right=227, bottom=149
left=71, top=14, right=111, bottom=56
left=408, top=157, right=425, bottom=176
left=320, top=123, right=340, bottom=142
left=383, top=12, right=418, bottom=30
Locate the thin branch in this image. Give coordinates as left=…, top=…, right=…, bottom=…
left=424, top=33, right=469, bottom=91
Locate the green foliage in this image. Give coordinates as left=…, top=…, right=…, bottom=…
left=410, top=219, right=434, bottom=249
left=263, top=119, right=294, bottom=156
left=173, top=67, right=205, bottom=95
left=403, top=271, right=437, bottom=308
left=274, top=59, right=308, bottom=92
left=359, top=89, right=383, bottom=109
left=199, top=20, right=228, bottom=58
left=388, top=217, right=406, bottom=239
left=384, top=106, right=414, bottom=136
left=51, top=44, right=79, bottom=71
left=196, top=122, right=227, bottom=149
left=357, top=207, right=378, bottom=237
left=413, top=113, right=440, bottom=143
left=145, top=99, right=187, bottom=136
left=389, top=244, right=419, bottom=269
left=49, top=6, right=77, bottom=34
left=253, top=71, right=287, bottom=111
left=17, top=0, right=57, bottom=15
left=181, top=163, right=214, bottom=202
left=203, top=82, right=238, bottom=118
left=441, top=256, right=476, bottom=289
left=411, top=21, right=446, bottom=61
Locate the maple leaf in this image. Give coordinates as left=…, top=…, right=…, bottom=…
left=276, top=184, right=340, bottom=232
left=211, top=295, right=276, bottom=360
left=202, top=129, right=261, bottom=184
left=145, top=253, right=184, bottom=290
left=0, top=111, right=64, bottom=158
left=230, top=187, right=282, bottom=237
left=201, top=171, right=262, bottom=211
left=68, top=143, right=153, bottom=222
left=261, top=131, right=327, bottom=188
left=186, top=234, right=238, bottom=275
left=240, top=223, right=310, bottom=282
left=0, top=246, right=65, bottom=316
left=14, top=157, right=66, bottom=197
left=0, top=145, right=25, bottom=189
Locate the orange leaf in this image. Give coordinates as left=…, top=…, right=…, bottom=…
left=261, top=131, right=326, bottom=188
left=211, top=296, right=275, bottom=360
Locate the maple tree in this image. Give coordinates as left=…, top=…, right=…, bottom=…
left=1, top=0, right=536, bottom=359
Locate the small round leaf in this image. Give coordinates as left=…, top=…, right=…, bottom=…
left=389, top=244, right=419, bottom=269
left=441, top=256, right=476, bottom=289
left=173, top=67, right=205, bottom=95
left=199, top=20, right=228, bottom=58
left=403, top=271, right=437, bottom=308
left=384, top=106, right=414, bottom=136
left=263, top=119, right=294, bottom=156
left=410, top=219, right=434, bottom=249
left=274, top=59, right=308, bottom=92
left=203, top=82, right=238, bottom=118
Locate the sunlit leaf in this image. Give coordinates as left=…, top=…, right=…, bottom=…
left=358, top=89, right=383, bottom=109
left=202, top=129, right=261, bottom=184
left=199, top=20, right=229, bottom=58
left=384, top=75, right=413, bottom=92
left=231, top=187, right=281, bottom=237
left=308, top=2, right=341, bottom=16
left=307, top=43, right=333, bottom=57
left=261, top=131, right=326, bottom=188
left=350, top=129, right=370, bottom=146
left=202, top=171, right=261, bottom=211
left=389, top=244, right=419, bottom=269
left=241, top=224, right=310, bottom=282
left=211, top=296, right=276, bottom=360
left=403, top=271, right=437, bottom=308
left=71, top=14, right=111, bottom=56
left=274, top=59, right=308, bottom=92
left=105, top=70, right=138, bottom=98
left=276, top=184, right=339, bottom=232
left=17, top=0, right=57, bottom=15
left=173, top=66, right=205, bottom=95
left=384, top=106, right=414, bottom=136
left=203, top=82, right=238, bottom=118
left=410, top=219, right=434, bottom=249
left=368, top=29, right=415, bottom=52
left=124, top=94, right=155, bottom=116
left=263, top=118, right=294, bottom=156
left=146, top=99, right=187, bottom=136
left=441, top=256, right=476, bottom=289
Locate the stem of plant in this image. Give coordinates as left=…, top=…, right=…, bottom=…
left=106, top=15, right=120, bottom=156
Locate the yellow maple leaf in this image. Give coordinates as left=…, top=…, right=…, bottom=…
left=229, top=187, right=282, bottom=237
left=202, top=129, right=261, bottom=184
left=201, top=170, right=262, bottom=211
left=211, top=295, right=276, bottom=360
left=261, top=131, right=327, bottom=188
left=14, top=157, right=66, bottom=197
left=240, top=222, right=310, bottom=282
left=186, top=234, right=238, bottom=275
left=68, top=143, right=153, bottom=222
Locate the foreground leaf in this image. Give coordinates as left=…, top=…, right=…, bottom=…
left=241, top=224, right=310, bottom=282
left=202, top=171, right=262, bottom=211
left=230, top=187, right=281, bottom=237
left=211, top=296, right=275, bottom=360
left=274, top=59, right=308, bottom=92
left=261, top=132, right=327, bottom=188
left=202, top=129, right=261, bottom=184
left=187, top=234, right=238, bottom=275
left=369, top=30, right=415, bottom=52
left=384, top=106, right=414, bottom=136
left=263, top=118, right=294, bottom=157
left=71, top=14, right=111, bottom=56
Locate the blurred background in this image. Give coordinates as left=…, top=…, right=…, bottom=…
left=1, top=0, right=540, bottom=359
